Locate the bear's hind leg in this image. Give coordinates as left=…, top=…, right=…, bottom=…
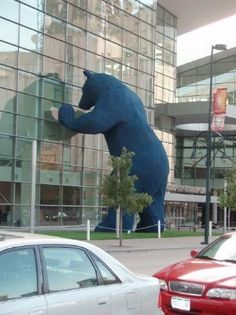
left=136, top=193, right=165, bottom=232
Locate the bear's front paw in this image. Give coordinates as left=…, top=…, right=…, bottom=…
left=58, top=104, right=75, bottom=123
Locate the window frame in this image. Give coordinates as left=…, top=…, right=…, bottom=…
left=39, top=244, right=122, bottom=294
left=0, top=245, right=42, bottom=302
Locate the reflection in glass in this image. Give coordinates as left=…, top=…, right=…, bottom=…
left=0, top=66, right=16, bottom=90
left=18, top=93, right=39, bottom=117
left=18, top=71, right=40, bottom=96
left=67, top=25, right=87, bottom=50
left=0, top=43, right=17, bottom=68
left=20, top=3, right=44, bottom=31
left=18, top=50, right=42, bottom=74
left=17, top=116, right=38, bottom=138
left=1, top=0, right=19, bottom=22
left=68, top=3, right=87, bottom=29
left=1, top=87, right=16, bottom=113
left=0, top=112, right=14, bottom=135
left=44, top=35, right=65, bottom=61
left=19, top=26, right=40, bottom=51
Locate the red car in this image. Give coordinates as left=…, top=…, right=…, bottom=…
left=153, top=233, right=236, bottom=315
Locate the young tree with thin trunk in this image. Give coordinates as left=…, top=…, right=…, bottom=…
left=219, top=167, right=236, bottom=230
left=99, top=147, right=153, bottom=246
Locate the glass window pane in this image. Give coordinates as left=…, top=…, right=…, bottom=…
left=0, top=88, right=16, bottom=112
left=43, top=247, right=97, bottom=291
left=20, top=4, right=43, bottom=31
left=19, top=26, right=40, bottom=52
left=0, top=112, right=14, bottom=135
left=87, top=14, right=105, bottom=37
left=123, top=67, right=137, bottom=86
left=45, top=17, right=66, bottom=41
left=66, top=44, right=86, bottom=69
left=18, top=72, right=40, bottom=96
left=93, top=255, right=119, bottom=285
left=0, top=19, right=18, bottom=45
left=45, top=0, right=67, bottom=20
left=0, top=248, right=37, bottom=300
left=20, top=0, right=44, bottom=10
left=123, top=32, right=138, bottom=51
left=106, top=21, right=122, bottom=45
left=106, top=4, right=122, bottom=25
left=0, top=43, right=17, bottom=68
left=18, top=50, right=42, bottom=74
left=63, top=186, right=81, bottom=205
left=16, top=116, right=38, bottom=138
left=1, top=0, right=19, bottom=22
left=123, top=48, right=137, bottom=69
left=40, top=185, right=59, bottom=204
left=42, top=56, right=65, bottom=80
left=123, top=13, right=138, bottom=35
left=18, top=93, right=39, bottom=117
left=139, top=37, right=153, bottom=58
left=87, top=0, right=105, bottom=17
left=67, top=25, right=87, bottom=50
left=0, top=66, right=16, bottom=90
left=87, top=51, right=103, bottom=73
left=68, top=4, right=87, bottom=29
left=44, top=35, right=65, bottom=61
left=140, top=20, right=153, bottom=42
left=139, top=4, right=154, bottom=24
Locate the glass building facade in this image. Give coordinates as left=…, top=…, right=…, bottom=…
left=176, top=50, right=236, bottom=189
left=0, top=0, right=176, bottom=228
left=175, top=50, right=236, bottom=226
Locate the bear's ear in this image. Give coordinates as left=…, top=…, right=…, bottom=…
left=83, top=70, right=94, bottom=78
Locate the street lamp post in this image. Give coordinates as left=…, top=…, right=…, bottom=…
left=203, top=44, right=227, bottom=245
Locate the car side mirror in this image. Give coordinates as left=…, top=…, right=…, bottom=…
left=190, top=249, right=199, bottom=257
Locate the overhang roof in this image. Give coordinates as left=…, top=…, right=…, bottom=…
left=157, top=0, right=236, bottom=35
left=155, top=103, right=236, bottom=137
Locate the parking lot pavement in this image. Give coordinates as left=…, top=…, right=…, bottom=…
left=89, top=236, right=218, bottom=275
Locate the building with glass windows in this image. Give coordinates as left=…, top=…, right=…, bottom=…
left=0, top=0, right=235, bottom=229
left=0, top=0, right=177, bottom=228
left=174, top=47, right=236, bottom=226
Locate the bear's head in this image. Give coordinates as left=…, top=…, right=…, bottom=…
left=79, top=70, right=123, bottom=110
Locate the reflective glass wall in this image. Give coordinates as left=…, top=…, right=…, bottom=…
left=154, top=3, right=177, bottom=184
left=0, top=0, right=176, bottom=227
left=176, top=51, right=236, bottom=189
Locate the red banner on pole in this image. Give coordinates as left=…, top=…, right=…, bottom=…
left=213, top=88, right=227, bottom=115
left=211, top=88, right=227, bottom=131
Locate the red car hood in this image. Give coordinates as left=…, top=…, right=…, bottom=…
left=155, top=258, right=236, bottom=288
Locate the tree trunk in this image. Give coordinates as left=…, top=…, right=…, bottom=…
left=119, top=208, right=123, bottom=247
left=116, top=207, right=120, bottom=239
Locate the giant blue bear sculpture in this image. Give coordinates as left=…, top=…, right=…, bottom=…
left=59, top=71, right=169, bottom=232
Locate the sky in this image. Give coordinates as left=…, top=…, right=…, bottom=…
left=177, top=14, right=236, bottom=66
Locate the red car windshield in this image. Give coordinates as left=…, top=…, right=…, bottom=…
left=196, top=235, right=236, bottom=262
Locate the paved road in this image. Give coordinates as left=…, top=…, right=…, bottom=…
left=90, top=236, right=218, bottom=276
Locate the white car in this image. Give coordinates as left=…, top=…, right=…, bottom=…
left=0, top=231, right=163, bottom=315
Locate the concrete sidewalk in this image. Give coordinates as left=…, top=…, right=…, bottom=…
left=89, top=236, right=218, bottom=254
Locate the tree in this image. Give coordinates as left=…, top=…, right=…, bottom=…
left=219, top=167, right=236, bottom=229
left=99, top=147, right=153, bottom=246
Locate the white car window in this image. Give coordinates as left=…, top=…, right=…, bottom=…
left=0, top=248, right=38, bottom=301
left=43, top=247, right=98, bottom=292
left=92, top=255, right=121, bottom=285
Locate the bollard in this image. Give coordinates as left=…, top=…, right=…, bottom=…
left=158, top=220, right=161, bottom=238
left=209, top=221, right=212, bottom=237
left=87, top=219, right=90, bottom=241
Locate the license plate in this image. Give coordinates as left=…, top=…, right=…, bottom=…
left=171, top=296, right=190, bottom=311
